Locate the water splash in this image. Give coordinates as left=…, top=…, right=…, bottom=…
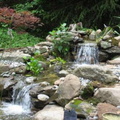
left=75, top=43, right=99, bottom=64
left=0, top=81, right=38, bottom=115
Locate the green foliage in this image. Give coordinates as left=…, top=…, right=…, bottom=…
left=26, top=57, right=43, bottom=76
left=52, top=39, right=70, bottom=58
left=49, top=23, right=71, bottom=57
left=1, top=0, right=120, bottom=36
left=0, top=28, right=43, bottom=48
left=96, top=26, right=114, bottom=43
left=50, top=57, right=66, bottom=64
left=81, top=84, right=94, bottom=99
left=49, top=23, right=68, bottom=37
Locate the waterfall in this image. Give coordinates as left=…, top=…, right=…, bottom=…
left=75, top=43, right=99, bottom=64
left=1, top=81, right=37, bottom=115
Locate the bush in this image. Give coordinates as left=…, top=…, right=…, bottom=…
left=0, top=7, right=42, bottom=31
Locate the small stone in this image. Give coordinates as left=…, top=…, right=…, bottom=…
left=96, top=29, right=102, bottom=35
left=25, top=77, right=37, bottom=84
left=52, top=85, right=58, bottom=90
left=103, top=35, right=111, bottom=40
left=37, top=94, right=49, bottom=101
left=114, top=36, right=120, bottom=41
left=89, top=31, right=96, bottom=40
left=58, top=70, right=69, bottom=77
left=40, top=81, right=50, bottom=87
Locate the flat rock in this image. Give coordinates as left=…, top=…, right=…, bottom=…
left=97, top=103, right=119, bottom=120
left=73, top=65, right=118, bottom=83
left=0, top=50, right=30, bottom=62
left=94, top=87, right=120, bottom=106
left=37, top=94, right=49, bottom=101
left=34, top=105, right=64, bottom=120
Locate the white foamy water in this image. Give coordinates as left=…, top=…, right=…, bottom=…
left=75, top=43, right=99, bottom=64
left=0, top=81, right=38, bottom=115
left=0, top=102, right=31, bottom=115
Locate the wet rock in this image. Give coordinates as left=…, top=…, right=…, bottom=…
left=1, top=71, right=11, bottom=77
left=37, top=94, right=49, bottom=101
left=29, top=85, right=42, bottom=98
left=94, top=87, right=120, bottom=106
left=73, top=65, right=118, bottom=83
left=100, top=41, right=112, bottom=49
left=29, top=84, right=56, bottom=98
left=107, top=56, right=120, bottom=64
left=34, top=105, right=64, bottom=120
left=97, top=103, right=119, bottom=120
left=55, top=74, right=81, bottom=106
left=58, top=70, right=69, bottom=77
left=103, top=46, right=120, bottom=55
left=98, top=51, right=109, bottom=62
left=25, top=77, right=37, bottom=84
left=32, top=97, right=46, bottom=109
left=10, top=65, right=26, bottom=74
left=0, top=76, right=16, bottom=97
left=0, top=64, right=10, bottom=74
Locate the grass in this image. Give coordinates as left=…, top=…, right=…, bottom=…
left=0, top=28, right=44, bottom=48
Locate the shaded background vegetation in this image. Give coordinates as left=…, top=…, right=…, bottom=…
left=0, top=0, right=120, bottom=37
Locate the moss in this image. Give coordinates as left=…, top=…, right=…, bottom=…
left=34, top=54, right=46, bottom=61
left=81, top=84, right=94, bottom=99
left=37, top=73, right=59, bottom=84
left=111, top=38, right=119, bottom=46
left=87, top=97, right=100, bottom=105
left=72, top=99, right=83, bottom=106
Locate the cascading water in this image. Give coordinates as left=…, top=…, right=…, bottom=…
left=75, top=43, right=99, bottom=64
left=0, top=81, right=37, bottom=116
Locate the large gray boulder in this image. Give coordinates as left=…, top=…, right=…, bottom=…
left=94, top=87, right=120, bottom=106
left=73, top=65, right=118, bottom=83
left=55, top=74, right=81, bottom=106
left=34, top=105, right=64, bottom=120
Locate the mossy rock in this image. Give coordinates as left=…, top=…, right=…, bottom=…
left=34, top=54, right=46, bottom=61
left=37, top=73, right=59, bottom=84
left=66, top=99, right=96, bottom=118
left=111, top=38, right=119, bottom=46
left=81, top=84, right=94, bottom=99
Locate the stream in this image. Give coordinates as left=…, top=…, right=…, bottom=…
left=0, top=42, right=119, bottom=120
left=0, top=81, right=38, bottom=120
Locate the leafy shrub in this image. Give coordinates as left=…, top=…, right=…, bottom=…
left=49, top=23, right=71, bottom=57
left=26, top=57, right=43, bottom=76
left=50, top=57, right=66, bottom=64
left=0, top=7, right=42, bottom=31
